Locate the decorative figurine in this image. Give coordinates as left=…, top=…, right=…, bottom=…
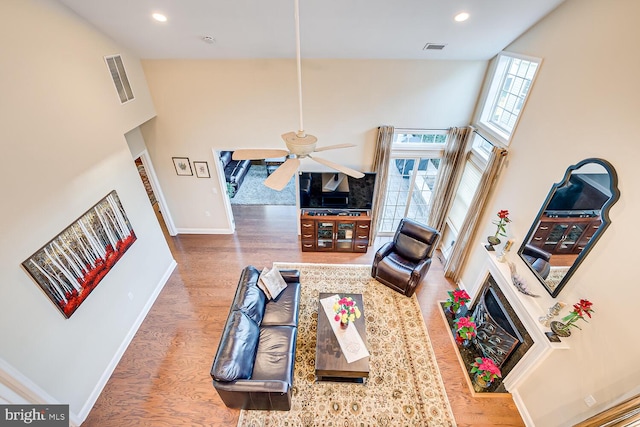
left=539, top=302, right=566, bottom=327
left=496, top=239, right=514, bottom=263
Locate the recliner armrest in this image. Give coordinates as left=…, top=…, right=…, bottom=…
left=373, top=242, right=395, bottom=265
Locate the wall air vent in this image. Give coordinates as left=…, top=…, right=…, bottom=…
left=423, top=43, right=447, bottom=51
left=105, top=54, right=134, bottom=104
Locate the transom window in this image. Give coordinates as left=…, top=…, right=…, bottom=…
left=477, top=52, right=541, bottom=145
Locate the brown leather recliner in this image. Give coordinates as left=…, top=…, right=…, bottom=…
left=371, top=218, right=440, bottom=297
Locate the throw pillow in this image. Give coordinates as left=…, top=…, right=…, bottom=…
left=259, top=267, right=288, bottom=300
left=257, top=267, right=273, bottom=299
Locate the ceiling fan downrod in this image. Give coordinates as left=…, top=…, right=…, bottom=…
left=294, top=0, right=306, bottom=138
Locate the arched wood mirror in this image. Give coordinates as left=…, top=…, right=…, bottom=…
left=518, top=158, right=620, bottom=297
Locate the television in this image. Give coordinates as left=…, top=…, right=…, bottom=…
left=545, top=173, right=610, bottom=216
left=299, top=172, right=377, bottom=210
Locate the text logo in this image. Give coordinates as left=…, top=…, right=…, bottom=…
left=0, top=405, right=68, bottom=426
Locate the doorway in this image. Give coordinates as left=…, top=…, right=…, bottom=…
left=133, top=151, right=177, bottom=237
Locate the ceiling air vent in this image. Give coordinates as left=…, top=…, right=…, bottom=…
left=105, top=54, right=134, bottom=104
left=423, top=43, right=447, bottom=51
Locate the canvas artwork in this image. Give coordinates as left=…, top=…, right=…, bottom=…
left=22, top=190, right=136, bottom=318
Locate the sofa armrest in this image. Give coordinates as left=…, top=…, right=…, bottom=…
left=278, top=269, right=300, bottom=283
left=213, top=379, right=290, bottom=394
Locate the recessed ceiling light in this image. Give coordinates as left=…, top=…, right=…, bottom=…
left=152, top=13, right=167, bottom=22
left=454, top=12, right=470, bottom=22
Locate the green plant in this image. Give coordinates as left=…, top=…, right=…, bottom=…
left=561, top=299, right=594, bottom=330
left=470, top=357, right=502, bottom=383
left=493, top=210, right=511, bottom=238
left=453, top=316, right=476, bottom=343
left=444, top=289, right=470, bottom=314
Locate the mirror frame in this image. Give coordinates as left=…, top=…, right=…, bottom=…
left=518, top=158, right=620, bottom=297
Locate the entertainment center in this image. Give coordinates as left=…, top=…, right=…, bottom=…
left=300, top=210, right=371, bottom=252
left=298, top=172, right=376, bottom=253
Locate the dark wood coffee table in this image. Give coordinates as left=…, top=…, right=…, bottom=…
left=315, top=293, right=369, bottom=383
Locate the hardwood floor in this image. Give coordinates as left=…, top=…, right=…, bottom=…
left=83, top=205, right=525, bottom=427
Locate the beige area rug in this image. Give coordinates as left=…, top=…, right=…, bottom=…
left=237, top=263, right=456, bottom=427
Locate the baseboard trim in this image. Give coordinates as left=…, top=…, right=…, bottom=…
left=176, top=227, right=233, bottom=234
left=76, top=259, right=177, bottom=423
left=511, top=389, right=535, bottom=426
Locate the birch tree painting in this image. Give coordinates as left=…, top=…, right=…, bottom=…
left=22, top=191, right=137, bottom=318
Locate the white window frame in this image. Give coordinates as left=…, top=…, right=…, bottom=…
left=475, top=51, right=542, bottom=147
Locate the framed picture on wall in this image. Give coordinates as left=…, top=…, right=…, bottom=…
left=193, top=161, right=210, bottom=178
left=172, top=157, right=192, bottom=176
left=21, top=190, right=137, bottom=318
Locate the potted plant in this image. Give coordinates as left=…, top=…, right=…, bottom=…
left=550, top=299, right=594, bottom=337
left=487, top=209, right=511, bottom=247
left=470, top=357, right=502, bottom=392
left=443, top=289, right=471, bottom=318
left=453, top=316, right=476, bottom=347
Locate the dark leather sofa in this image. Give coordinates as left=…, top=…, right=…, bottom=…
left=219, top=151, right=251, bottom=197
left=210, top=266, right=301, bottom=411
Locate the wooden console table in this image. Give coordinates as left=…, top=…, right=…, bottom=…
left=300, top=210, right=370, bottom=253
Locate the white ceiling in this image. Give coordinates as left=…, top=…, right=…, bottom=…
left=57, top=0, right=565, bottom=60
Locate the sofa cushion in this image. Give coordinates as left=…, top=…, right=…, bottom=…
left=211, top=311, right=259, bottom=382
left=234, top=283, right=266, bottom=325
left=261, top=282, right=301, bottom=327
left=219, top=151, right=232, bottom=168
left=250, top=326, right=297, bottom=386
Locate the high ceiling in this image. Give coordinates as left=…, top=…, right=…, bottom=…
left=57, top=0, right=565, bottom=60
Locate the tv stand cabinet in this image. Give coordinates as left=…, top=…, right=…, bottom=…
left=300, top=210, right=371, bottom=253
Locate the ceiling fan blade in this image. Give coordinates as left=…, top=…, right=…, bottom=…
left=308, top=155, right=365, bottom=179
left=232, top=149, right=289, bottom=160
left=313, top=143, right=357, bottom=152
left=264, top=157, right=301, bottom=191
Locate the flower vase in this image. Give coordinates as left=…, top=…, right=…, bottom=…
left=446, top=306, right=460, bottom=320
left=550, top=320, right=571, bottom=337
left=485, top=235, right=501, bottom=251
left=456, top=337, right=471, bottom=348
left=472, top=374, right=492, bottom=393
left=340, top=320, right=349, bottom=329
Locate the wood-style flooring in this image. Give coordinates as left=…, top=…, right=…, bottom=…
left=83, top=205, right=525, bottom=427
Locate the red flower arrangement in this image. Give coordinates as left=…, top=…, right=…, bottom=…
left=454, top=316, right=477, bottom=343
left=492, top=209, right=511, bottom=238
left=444, top=289, right=471, bottom=315
left=561, top=299, right=594, bottom=330
left=470, top=357, right=502, bottom=383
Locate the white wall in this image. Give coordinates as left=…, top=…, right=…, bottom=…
left=0, top=0, right=174, bottom=422
left=461, top=0, right=639, bottom=425
left=140, top=59, right=487, bottom=231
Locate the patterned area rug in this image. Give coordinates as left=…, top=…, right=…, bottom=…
left=237, top=263, right=456, bottom=427
left=544, top=266, right=570, bottom=291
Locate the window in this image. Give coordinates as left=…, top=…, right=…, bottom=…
left=105, top=55, right=134, bottom=103
left=378, top=129, right=447, bottom=234
left=477, top=52, right=541, bottom=145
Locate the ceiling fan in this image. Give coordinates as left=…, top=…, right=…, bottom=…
left=232, top=0, right=364, bottom=191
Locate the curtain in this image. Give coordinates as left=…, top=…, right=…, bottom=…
left=370, top=126, right=394, bottom=243
left=426, top=126, right=472, bottom=232
left=444, top=145, right=508, bottom=282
